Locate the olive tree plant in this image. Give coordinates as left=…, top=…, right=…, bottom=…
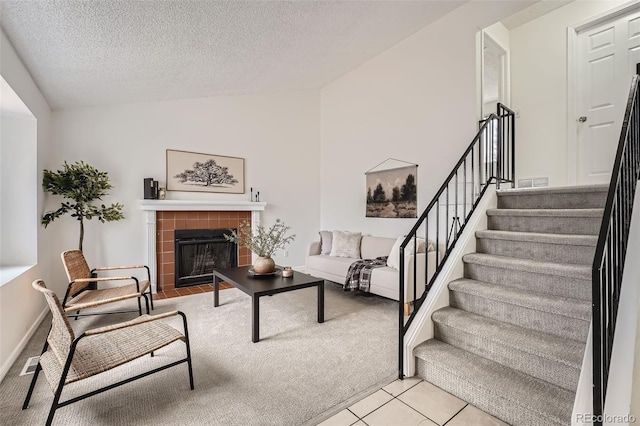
left=42, top=161, right=124, bottom=251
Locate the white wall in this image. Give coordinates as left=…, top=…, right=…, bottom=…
left=0, top=28, right=52, bottom=381
left=1, top=113, right=37, bottom=266
left=510, top=0, right=630, bottom=187
left=49, top=91, right=320, bottom=278
left=319, top=1, right=531, bottom=237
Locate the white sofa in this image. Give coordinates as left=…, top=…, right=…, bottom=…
left=305, top=235, right=437, bottom=304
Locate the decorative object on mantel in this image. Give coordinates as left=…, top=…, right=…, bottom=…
left=224, top=219, right=295, bottom=275
left=167, top=149, right=244, bottom=194
left=365, top=158, right=418, bottom=218
left=42, top=161, right=124, bottom=251
left=143, top=178, right=158, bottom=199
left=157, top=187, right=166, bottom=200
left=250, top=187, right=261, bottom=202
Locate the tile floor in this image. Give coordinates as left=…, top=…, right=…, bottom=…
left=318, top=377, right=508, bottom=426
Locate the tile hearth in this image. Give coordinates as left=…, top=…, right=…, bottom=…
left=153, top=282, right=234, bottom=300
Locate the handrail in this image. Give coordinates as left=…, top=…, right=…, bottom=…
left=398, top=103, right=515, bottom=378
left=591, top=74, right=640, bottom=425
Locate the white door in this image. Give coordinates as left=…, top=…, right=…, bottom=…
left=576, top=9, right=640, bottom=184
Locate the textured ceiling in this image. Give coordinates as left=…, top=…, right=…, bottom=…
left=0, top=0, right=469, bottom=110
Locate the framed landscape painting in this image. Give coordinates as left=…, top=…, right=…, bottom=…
left=166, top=149, right=245, bottom=194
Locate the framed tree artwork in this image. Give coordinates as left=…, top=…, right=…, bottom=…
left=166, top=149, right=245, bottom=194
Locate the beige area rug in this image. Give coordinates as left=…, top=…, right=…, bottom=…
left=0, top=282, right=396, bottom=425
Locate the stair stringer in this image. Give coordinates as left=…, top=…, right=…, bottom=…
left=572, top=322, right=593, bottom=426
left=403, top=187, right=497, bottom=376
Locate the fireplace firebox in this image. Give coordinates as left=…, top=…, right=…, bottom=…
left=174, top=229, right=237, bottom=287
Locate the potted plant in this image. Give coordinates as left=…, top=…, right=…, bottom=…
left=42, top=161, right=124, bottom=251
left=225, top=219, right=295, bottom=274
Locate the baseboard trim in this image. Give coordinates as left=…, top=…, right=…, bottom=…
left=0, top=307, right=48, bottom=383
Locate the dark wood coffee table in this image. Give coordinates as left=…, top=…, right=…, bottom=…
left=212, top=266, right=324, bottom=342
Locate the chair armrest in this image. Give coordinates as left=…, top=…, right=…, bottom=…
left=93, top=264, right=146, bottom=271
left=72, top=276, right=137, bottom=283
left=308, top=241, right=321, bottom=256
left=84, top=311, right=180, bottom=336
left=93, top=264, right=151, bottom=280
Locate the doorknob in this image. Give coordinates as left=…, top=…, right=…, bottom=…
left=578, top=116, right=588, bottom=123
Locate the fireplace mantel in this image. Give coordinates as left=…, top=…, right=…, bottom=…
left=140, top=200, right=267, bottom=212
left=140, top=200, right=267, bottom=293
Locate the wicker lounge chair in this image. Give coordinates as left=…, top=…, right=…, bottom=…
left=23, top=279, right=194, bottom=426
left=61, top=249, right=153, bottom=318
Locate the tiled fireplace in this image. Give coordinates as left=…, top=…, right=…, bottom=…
left=140, top=200, right=267, bottom=293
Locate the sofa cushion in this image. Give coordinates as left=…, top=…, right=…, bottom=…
left=360, top=236, right=396, bottom=260
left=306, top=254, right=355, bottom=278
left=387, top=236, right=430, bottom=269
left=330, top=231, right=362, bottom=258
left=319, top=230, right=333, bottom=255
left=369, top=266, right=400, bottom=291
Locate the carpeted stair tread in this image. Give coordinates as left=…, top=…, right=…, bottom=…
left=476, top=229, right=597, bottom=246
left=414, top=340, right=575, bottom=426
left=496, top=185, right=607, bottom=209
left=496, top=184, right=608, bottom=196
left=448, top=279, right=590, bottom=321
left=463, top=253, right=591, bottom=280
left=463, top=253, right=591, bottom=301
left=475, top=230, right=597, bottom=265
left=432, top=307, right=583, bottom=390
left=486, top=208, right=604, bottom=235
left=486, top=208, right=604, bottom=217
left=433, top=307, right=583, bottom=369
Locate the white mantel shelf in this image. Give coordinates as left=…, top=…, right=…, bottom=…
left=140, top=200, right=267, bottom=211
left=140, top=200, right=266, bottom=293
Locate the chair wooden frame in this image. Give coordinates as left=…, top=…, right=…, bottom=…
left=23, top=280, right=194, bottom=426
left=61, top=250, right=154, bottom=318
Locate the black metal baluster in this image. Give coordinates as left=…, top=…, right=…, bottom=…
left=425, top=216, right=429, bottom=291
left=436, top=199, right=440, bottom=265
left=496, top=115, right=502, bottom=189
left=511, top=112, right=516, bottom=187
left=454, top=171, right=458, bottom=238
left=472, top=143, right=476, bottom=201
left=463, top=158, right=467, bottom=221
left=446, top=187, right=449, bottom=248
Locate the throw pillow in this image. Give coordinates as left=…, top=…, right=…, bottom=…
left=387, top=236, right=432, bottom=270
left=319, top=230, right=333, bottom=255
left=330, top=231, right=362, bottom=259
